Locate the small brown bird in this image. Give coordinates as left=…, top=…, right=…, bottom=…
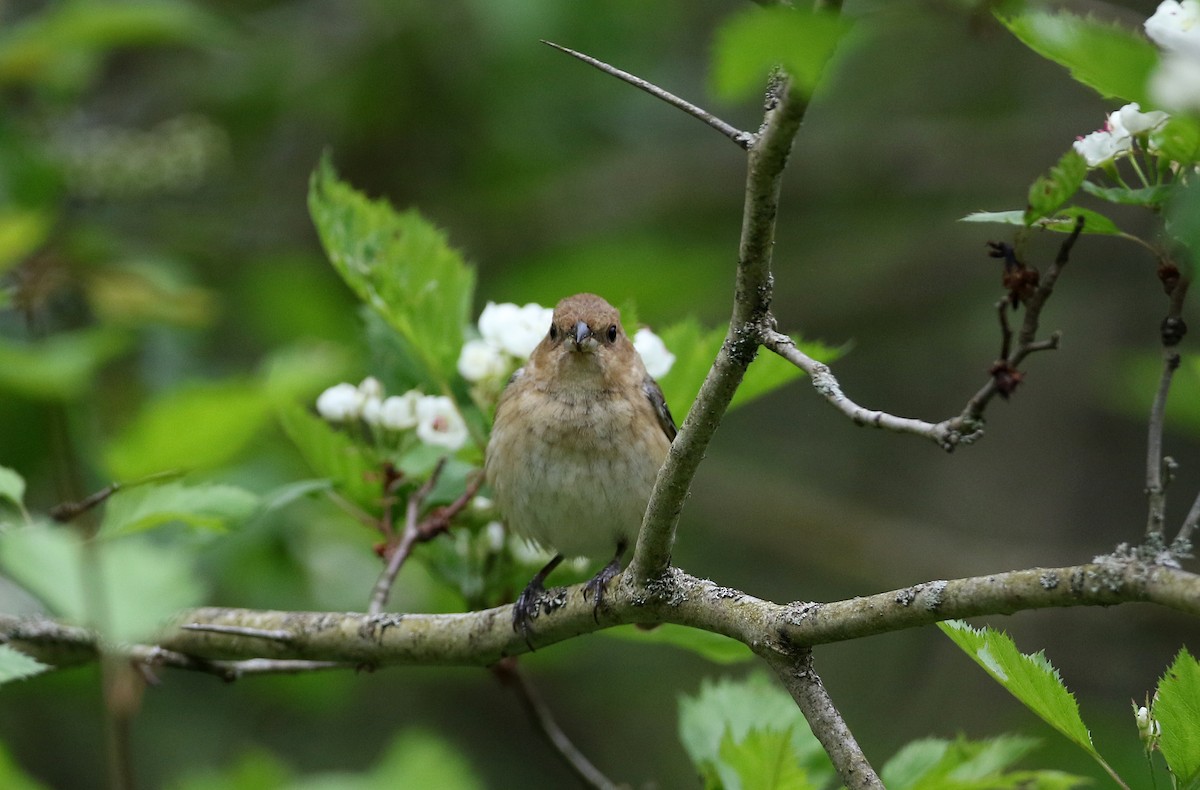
left=486, top=293, right=676, bottom=640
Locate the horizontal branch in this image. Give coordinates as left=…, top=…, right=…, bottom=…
left=6, top=560, right=1197, bottom=673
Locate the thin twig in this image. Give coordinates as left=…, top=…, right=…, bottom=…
left=492, top=657, right=617, bottom=790
left=541, top=40, right=755, bottom=150
left=766, top=649, right=882, bottom=789
left=133, top=646, right=350, bottom=682
left=368, top=459, right=446, bottom=615
left=367, top=462, right=484, bottom=616
left=1146, top=349, right=1180, bottom=539
left=760, top=331, right=967, bottom=447
left=179, top=623, right=294, bottom=642
left=49, top=469, right=185, bottom=523
left=1178, top=491, right=1200, bottom=547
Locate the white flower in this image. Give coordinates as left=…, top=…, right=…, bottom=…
left=484, top=521, right=506, bottom=552
left=376, top=391, right=421, bottom=430
left=357, top=376, right=384, bottom=401
left=1151, top=52, right=1200, bottom=112
left=316, top=382, right=364, bottom=422
left=478, top=301, right=552, bottom=359
left=633, top=327, right=676, bottom=378
left=415, top=395, right=469, bottom=450
left=1146, top=1, right=1200, bottom=54
left=1108, top=103, right=1170, bottom=137
left=457, top=338, right=510, bottom=382
left=1073, top=127, right=1130, bottom=167
left=361, top=395, right=385, bottom=425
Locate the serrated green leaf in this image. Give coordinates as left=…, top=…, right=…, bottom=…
left=309, top=156, right=474, bottom=391
left=0, top=644, right=49, bottom=684
left=0, top=523, right=86, bottom=623
left=99, top=481, right=259, bottom=538
left=995, top=10, right=1159, bottom=104
left=0, top=327, right=129, bottom=400
left=712, top=6, right=851, bottom=101
left=0, top=466, right=25, bottom=511
left=1026, top=150, right=1087, bottom=223
left=882, top=734, right=1085, bottom=790
left=277, top=404, right=380, bottom=512
left=961, top=208, right=1123, bottom=236
left=1155, top=647, right=1200, bottom=786
left=602, top=624, right=754, bottom=665
left=679, top=675, right=834, bottom=790
left=1080, top=181, right=1174, bottom=207
left=719, top=726, right=817, bottom=790
left=880, top=738, right=952, bottom=789
left=938, top=622, right=1110, bottom=768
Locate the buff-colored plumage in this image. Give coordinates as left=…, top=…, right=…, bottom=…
left=486, top=293, right=676, bottom=633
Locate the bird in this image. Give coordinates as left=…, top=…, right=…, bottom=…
left=485, top=293, right=677, bottom=643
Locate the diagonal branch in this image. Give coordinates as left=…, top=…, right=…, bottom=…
left=541, top=40, right=754, bottom=150
left=630, top=79, right=808, bottom=585
left=765, top=649, right=882, bottom=790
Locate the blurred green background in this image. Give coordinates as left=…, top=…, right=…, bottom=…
left=1, top=0, right=1196, bottom=786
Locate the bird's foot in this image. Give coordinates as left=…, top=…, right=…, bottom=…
left=512, top=579, right=547, bottom=649
left=582, top=557, right=621, bottom=622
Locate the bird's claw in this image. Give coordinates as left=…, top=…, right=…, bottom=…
left=512, top=580, right=545, bottom=649
left=582, top=558, right=621, bottom=622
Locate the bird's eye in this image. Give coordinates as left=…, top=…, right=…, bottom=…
left=549, top=324, right=559, bottom=341
left=606, top=324, right=618, bottom=343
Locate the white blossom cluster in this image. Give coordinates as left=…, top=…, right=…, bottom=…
left=1147, top=1, right=1200, bottom=112
left=316, top=376, right=469, bottom=450
left=1072, top=103, right=1169, bottom=167
left=455, top=301, right=677, bottom=382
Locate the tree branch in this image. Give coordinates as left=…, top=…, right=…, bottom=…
left=631, top=80, right=808, bottom=585
left=540, top=41, right=754, bottom=150
left=765, top=649, right=882, bottom=789
left=492, top=657, right=617, bottom=790
left=8, top=560, right=1197, bottom=671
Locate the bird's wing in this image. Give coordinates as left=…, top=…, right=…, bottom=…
left=642, top=377, right=678, bottom=442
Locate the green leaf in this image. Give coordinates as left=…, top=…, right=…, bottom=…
left=366, top=729, right=484, bottom=790
left=881, top=734, right=1086, bottom=790
left=995, top=10, right=1159, bottom=104
left=713, top=6, right=852, bottom=101
left=1155, top=647, right=1200, bottom=786
left=277, top=404, right=380, bottom=511
left=656, top=319, right=837, bottom=420
left=0, top=524, right=206, bottom=642
left=679, top=675, right=834, bottom=790
left=960, top=207, right=1123, bottom=235
left=308, top=155, right=475, bottom=390
left=719, top=727, right=817, bottom=790
left=99, top=481, right=259, bottom=538
left=1026, top=150, right=1086, bottom=224
left=1155, top=116, right=1200, bottom=166
left=260, top=479, right=333, bottom=513
left=0, top=741, right=50, bottom=790
left=0, top=327, right=129, bottom=401
left=0, top=209, right=51, bottom=275
left=1080, top=181, right=1174, bottom=208
left=104, top=379, right=271, bottom=479
left=0, top=644, right=49, bottom=684
left=602, top=624, right=754, bottom=665
left=0, top=0, right=230, bottom=91
left=1167, top=179, right=1200, bottom=258
left=170, top=749, right=291, bottom=790
left=938, top=622, right=1110, bottom=770
left=0, top=466, right=25, bottom=511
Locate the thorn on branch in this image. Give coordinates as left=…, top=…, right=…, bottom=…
left=540, top=40, right=755, bottom=150
left=179, top=623, right=294, bottom=642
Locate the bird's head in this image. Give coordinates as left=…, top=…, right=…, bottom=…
left=530, top=293, right=641, bottom=388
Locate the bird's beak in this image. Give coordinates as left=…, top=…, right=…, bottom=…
left=573, top=320, right=592, bottom=348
